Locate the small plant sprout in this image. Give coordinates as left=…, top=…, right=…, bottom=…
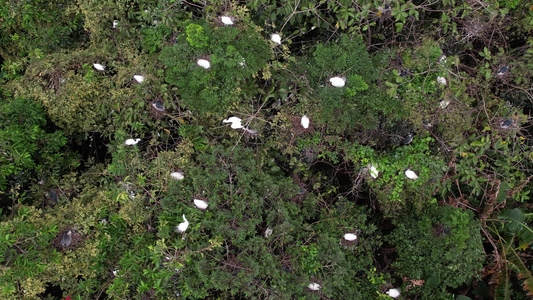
left=368, top=164, right=379, bottom=179
left=497, top=66, right=509, bottom=76
left=264, top=227, right=273, bottom=238
left=197, top=59, right=211, bottom=69
left=308, top=283, right=321, bottom=291
left=271, top=33, right=281, bottom=45
left=301, top=115, right=310, bottom=129
left=220, top=16, right=234, bottom=25
left=437, top=76, right=447, bottom=85
left=124, top=138, right=141, bottom=145
left=405, top=169, right=419, bottom=180
left=175, top=214, right=189, bottom=233
left=500, top=119, right=513, bottom=128
left=343, top=233, right=357, bottom=241
left=93, top=63, right=105, bottom=71
left=60, top=231, right=72, bottom=247
left=223, top=117, right=244, bottom=129
left=404, top=133, right=414, bottom=145
left=386, top=288, right=401, bottom=298
left=133, top=75, right=144, bottom=83
left=113, top=20, right=118, bottom=28
left=152, top=101, right=165, bottom=112
left=194, top=199, right=208, bottom=210
left=329, top=76, right=346, bottom=87
left=170, top=171, right=184, bottom=180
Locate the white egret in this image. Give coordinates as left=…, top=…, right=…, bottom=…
left=220, top=16, right=233, bottom=25
left=301, top=115, right=310, bottom=129
left=113, top=20, right=118, bottom=28
left=170, top=172, right=184, bottom=180
left=124, top=138, right=141, bottom=145
left=437, top=76, right=447, bottom=85
left=264, top=227, right=273, bottom=238
left=344, top=233, right=357, bottom=241
left=197, top=59, right=211, bottom=69
left=175, top=214, right=189, bottom=233
left=386, top=288, right=401, bottom=298
left=193, top=199, right=208, bottom=210
left=405, top=169, right=418, bottom=180
left=93, top=63, right=106, bottom=71
left=112, top=270, right=121, bottom=277
left=329, top=76, right=346, bottom=87
left=271, top=33, right=281, bottom=45
left=308, top=283, right=321, bottom=291
left=223, top=117, right=243, bottom=129
left=368, top=164, right=379, bottom=179
left=133, top=75, right=144, bottom=83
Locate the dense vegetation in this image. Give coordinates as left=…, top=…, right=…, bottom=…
left=1, top=0, right=533, bottom=299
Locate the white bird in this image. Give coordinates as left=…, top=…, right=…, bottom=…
left=301, top=115, right=310, bottom=129
left=344, top=233, right=357, bottom=241
left=124, top=138, right=141, bottom=145
left=368, top=164, right=378, bottom=179
left=193, top=199, right=208, bottom=210
left=113, top=20, right=118, bottom=28
left=308, top=283, right=321, bottom=291
left=437, top=76, right=447, bottom=85
left=133, top=75, right=144, bottom=83
left=440, top=100, right=450, bottom=108
left=264, top=227, right=273, bottom=238
left=223, top=117, right=243, bottom=129
left=170, top=172, right=184, bottom=180
left=175, top=214, right=189, bottom=233
left=405, top=169, right=418, bottom=180
left=93, top=63, right=105, bottom=71
left=329, top=76, right=346, bottom=87
left=197, top=59, right=211, bottom=69
left=220, top=16, right=233, bottom=25
left=386, top=288, right=401, bottom=298
left=112, top=270, right=121, bottom=277
left=271, top=33, right=281, bottom=45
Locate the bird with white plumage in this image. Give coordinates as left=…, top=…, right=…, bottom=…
left=405, top=169, right=418, bottom=180
left=344, top=233, right=357, bottom=241
left=368, top=164, right=379, bottom=179
left=197, top=59, right=211, bottom=69
left=223, top=117, right=243, bottom=129
left=329, top=76, right=346, bottom=87
left=193, top=199, right=208, bottom=210
left=170, top=172, right=184, bottom=181
left=134, top=75, right=144, bottom=83
left=308, top=283, right=321, bottom=291
left=386, top=288, right=401, bottom=298
left=220, top=16, right=233, bottom=25
left=93, top=63, right=105, bottom=71
left=175, top=214, right=189, bottom=233
left=301, top=115, right=310, bottom=129
left=124, top=138, right=141, bottom=146
left=271, top=34, right=281, bottom=45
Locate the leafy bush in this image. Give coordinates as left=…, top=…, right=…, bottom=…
left=388, top=204, right=484, bottom=296
left=160, top=21, right=270, bottom=115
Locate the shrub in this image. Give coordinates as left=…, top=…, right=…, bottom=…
left=388, top=204, right=484, bottom=296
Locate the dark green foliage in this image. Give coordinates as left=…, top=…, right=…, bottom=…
left=0, top=96, right=75, bottom=192
left=388, top=204, right=484, bottom=296
left=301, top=36, right=399, bottom=132
left=160, top=22, right=270, bottom=115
